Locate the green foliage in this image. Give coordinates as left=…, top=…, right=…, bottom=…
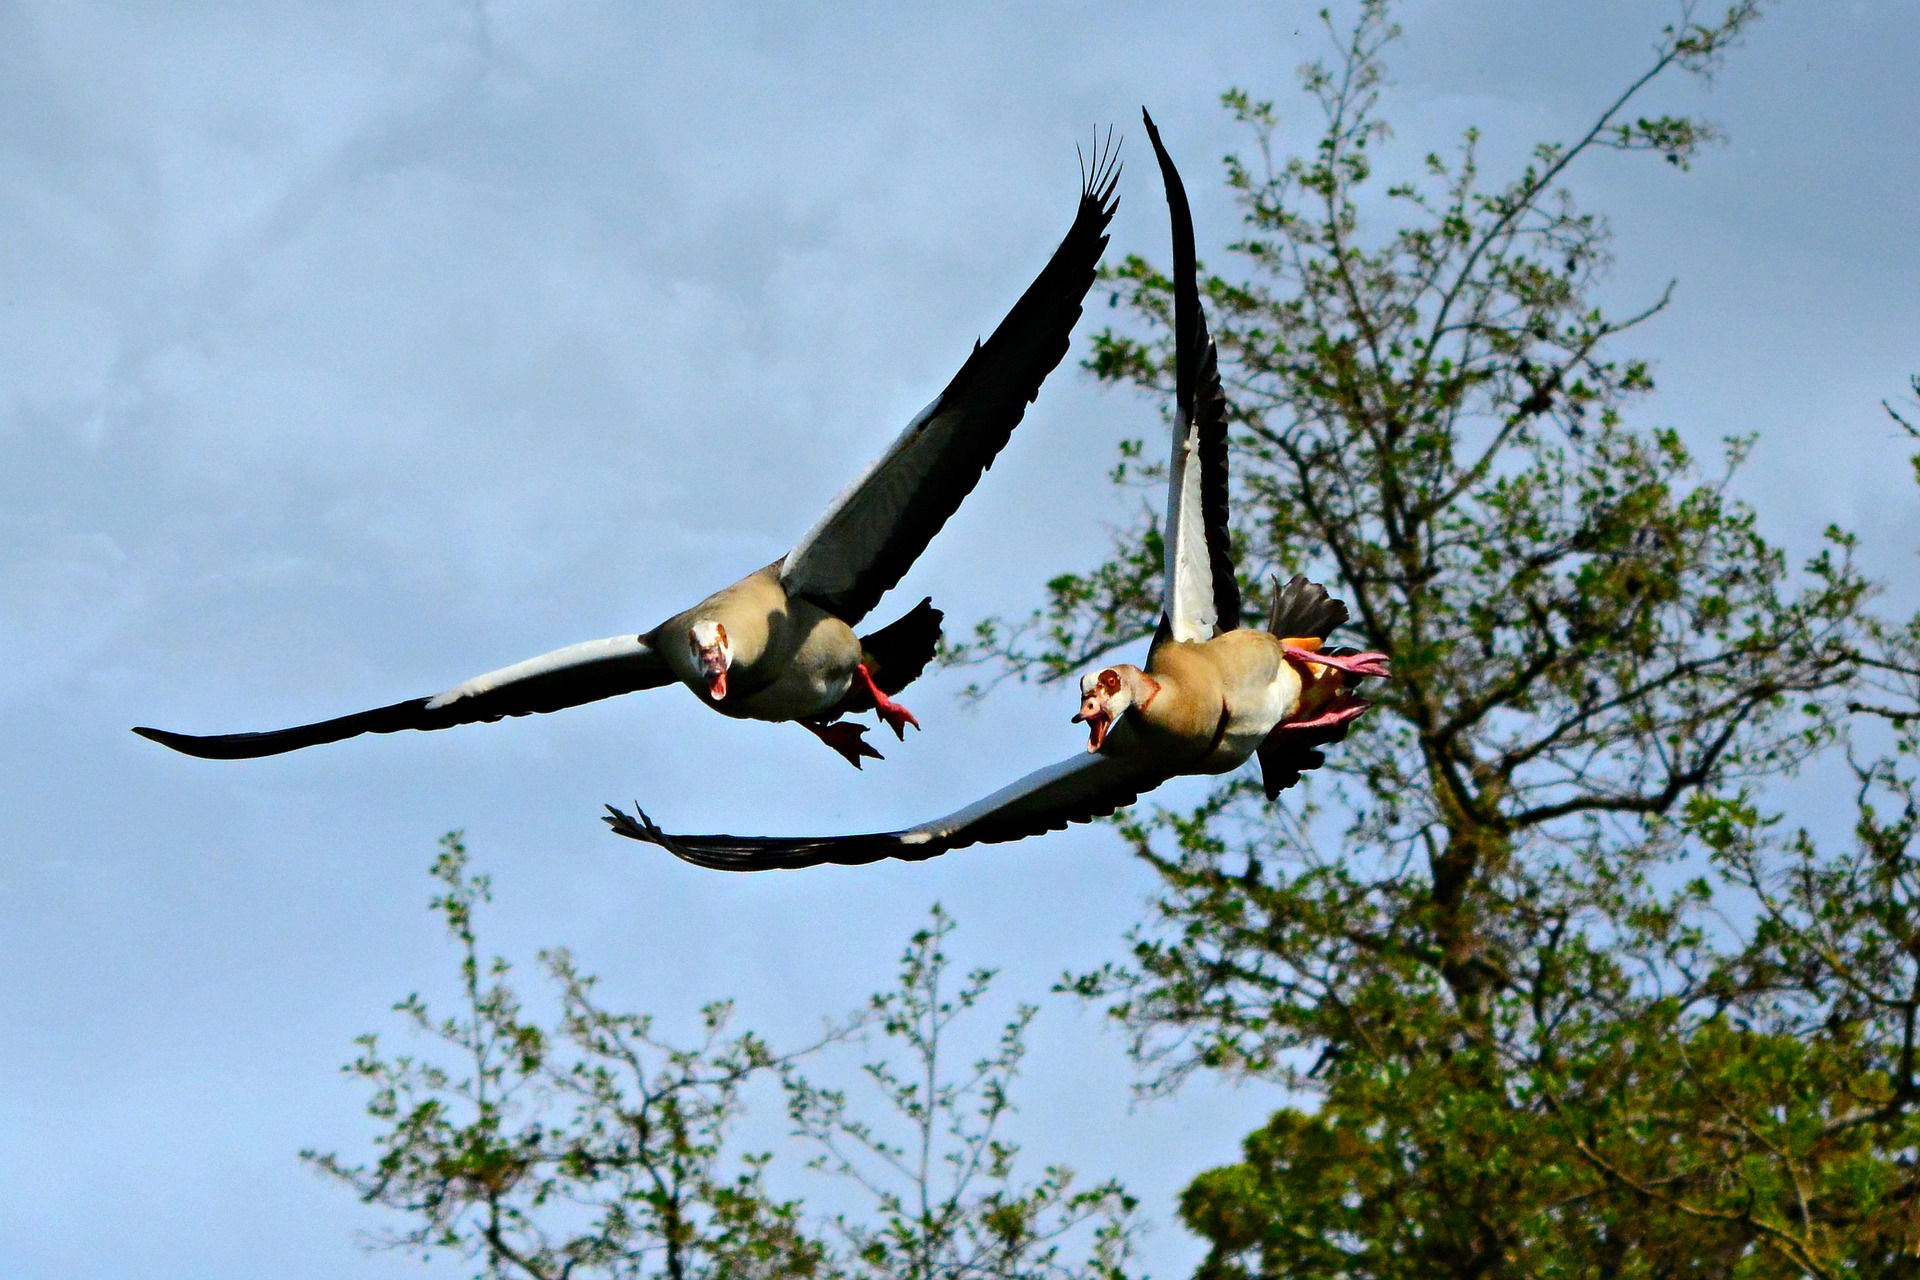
left=786, top=907, right=1135, bottom=1280
left=308, top=842, right=1135, bottom=1280
left=305, top=835, right=834, bottom=1280
left=958, top=1, right=1920, bottom=1274
left=311, top=6, right=1920, bottom=1276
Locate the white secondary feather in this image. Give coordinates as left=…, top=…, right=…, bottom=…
left=425, top=634, right=658, bottom=710
left=1162, top=407, right=1219, bottom=643
left=901, top=749, right=1153, bottom=845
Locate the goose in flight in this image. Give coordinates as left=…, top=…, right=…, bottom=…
left=134, top=140, right=1122, bottom=768
left=605, top=109, right=1389, bottom=867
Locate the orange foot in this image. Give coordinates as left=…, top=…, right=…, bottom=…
left=855, top=662, right=921, bottom=740
left=802, top=719, right=884, bottom=768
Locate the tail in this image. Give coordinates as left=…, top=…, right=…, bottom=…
left=1259, top=576, right=1376, bottom=798
left=856, top=597, right=944, bottom=697
left=1267, top=574, right=1349, bottom=641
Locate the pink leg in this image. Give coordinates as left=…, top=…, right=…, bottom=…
left=1282, top=645, right=1391, bottom=679
left=1279, top=700, right=1371, bottom=732
left=855, top=663, right=921, bottom=740
left=801, top=719, right=883, bottom=768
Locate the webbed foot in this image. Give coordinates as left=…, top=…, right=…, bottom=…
left=802, top=718, right=885, bottom=768
left=855, top=662, right=921, bottom=740
left=1282, top=644, right=1391, bottom=679
left=1279, top=699, right=1372, bottom=732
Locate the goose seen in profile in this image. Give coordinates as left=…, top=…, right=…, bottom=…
left=604, top=109, right=1389, bottom=867
left=135, top=140, right=1122, bottom=769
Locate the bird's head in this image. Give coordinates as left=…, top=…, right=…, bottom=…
left=688, top=619, right=731, bottom=700
left=1072, top=664, right=1151, bottom=753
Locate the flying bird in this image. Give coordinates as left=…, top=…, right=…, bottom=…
left=605, top=109, right=1389, bottom=868
left=134, top=139, right=1122, bottom=768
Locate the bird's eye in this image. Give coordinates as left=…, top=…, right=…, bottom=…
left=1099, top=670, right=1121, bottom=693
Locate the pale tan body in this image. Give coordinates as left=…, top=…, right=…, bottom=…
left=657, top=566, right=862, bottom=723
left=1098, top=633, right=1315, bottom=776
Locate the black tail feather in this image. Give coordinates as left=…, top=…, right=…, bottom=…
left=856, top=597, right=944, bottom=696
left=1266, top=574, right=1349, bottom=640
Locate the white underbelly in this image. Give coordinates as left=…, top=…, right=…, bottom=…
left=1195, top=664, right=1301, bottom=774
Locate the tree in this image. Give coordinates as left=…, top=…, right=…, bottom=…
left=955, top=1, right=1917, bottom=1273
left=784, top=905, right=1134, bottom=1280
left=313, top=4, right=1920, bottom=1274
left=307, top=838, right=1135, bottom=1280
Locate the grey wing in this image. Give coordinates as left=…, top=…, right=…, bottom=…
left=1144, top=109, right=1240, bottom=652
left=133, top=633, right=673, bottom=760
left=781, top=139, right=1122, bottom=626
left=605, top=749, right=1160, bottom=872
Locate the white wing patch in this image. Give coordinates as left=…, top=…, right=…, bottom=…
left=426, top=634, right=659, bottom=710
left=908, top=750, right=1151, bottom=844
left=1163, top=413, right=1218, bottom=643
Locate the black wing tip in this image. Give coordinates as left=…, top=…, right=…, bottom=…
left=130, top=694, right=441, bottom=760
left=1139, top=107, right=1177, bottom=242
left=604, top=803, right=733, bottom=868
left=132, top=724, right=190, bottom=750
left=1077, top=124, right=1123, bottom=218
left=1141, top=107, right=1190, bottom=219
left=601, top=804, right=909, bottom=873
left=132, top=724, right=251, bottom=760
left=604, top=803, right=666, bottom=845
left=1143, top=105, right=1204, bottom=425
left=1148, top=106, right=1236, bottom=632
left=809, top=134, right=1119, bottom=625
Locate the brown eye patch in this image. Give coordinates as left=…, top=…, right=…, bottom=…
left=1099, top=670, right=1121, bottom=693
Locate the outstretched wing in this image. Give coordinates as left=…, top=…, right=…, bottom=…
left=134, top=633, right=672, bottom=759
left=1144, top=108, right=1240, bottom=653
left=605, top=749, right=1160, bottom=872
left=781, top=138, right=1122, bottom=626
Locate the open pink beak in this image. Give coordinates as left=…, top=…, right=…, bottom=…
left=1071, top=699, right=1112, bottom=752
left=700, top=649, right=728, bottom=701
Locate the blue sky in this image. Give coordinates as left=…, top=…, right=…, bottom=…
left=4, top=2, right=1917, bottom=1276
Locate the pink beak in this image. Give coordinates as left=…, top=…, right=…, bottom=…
left=1072, top=699, right=1112, bottom=752
left=700, top=648, right=728, bottom=700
